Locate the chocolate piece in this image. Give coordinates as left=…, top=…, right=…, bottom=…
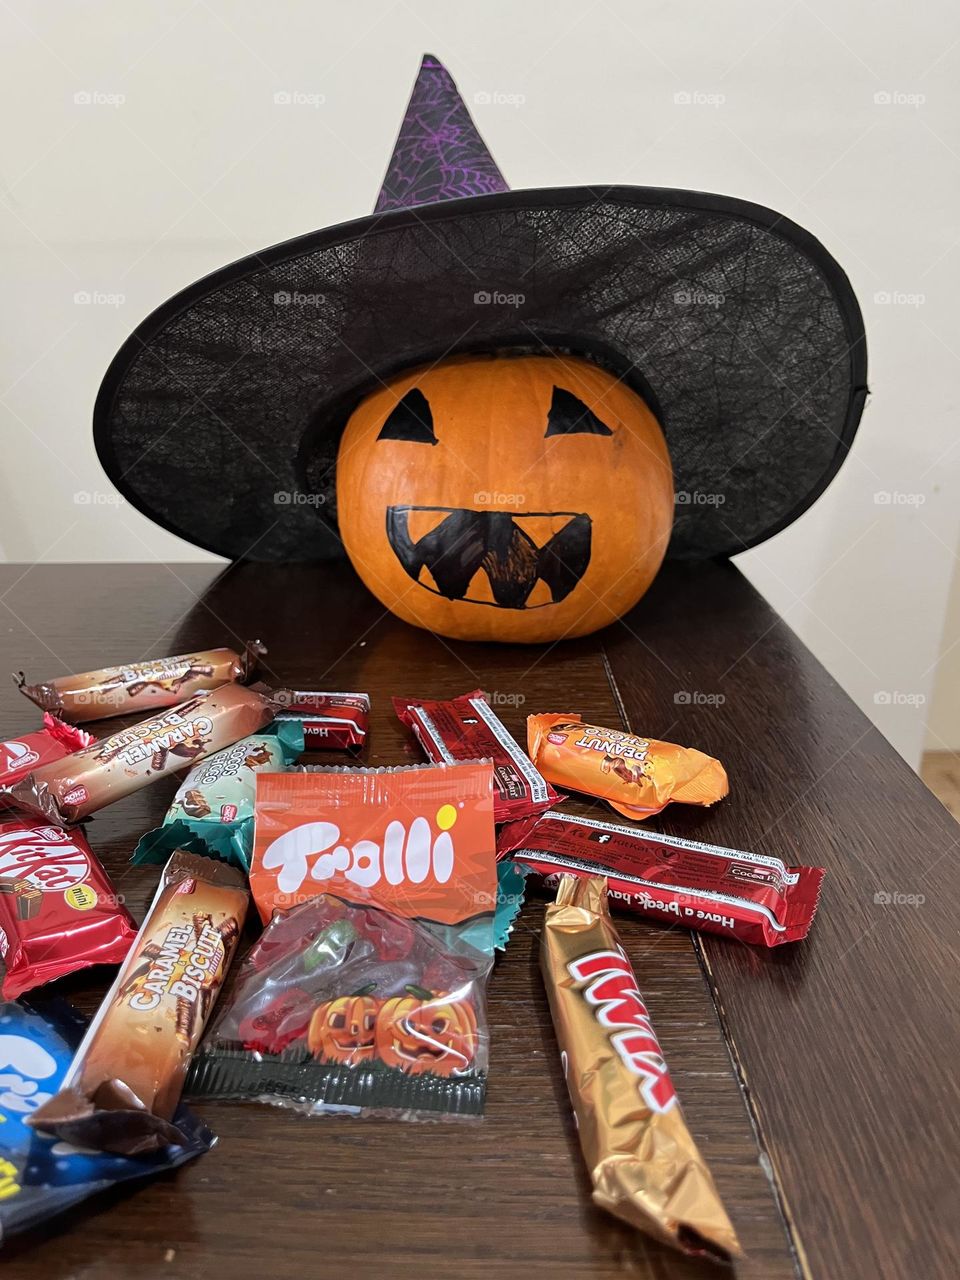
left=181, top=788, right=211, bottom=818
left=27, top=850, right=248, bottom=1155
left=0, top=683, right=279, bottom=824
left=15, top=641, right=266, bottom=723
left=0, top=819, right=137, bottom=998
left=395, top=690, right=558, bottom=823
left=541, top=875, right=741, bottom=1260
left=499, top=809, right=824, bottom=946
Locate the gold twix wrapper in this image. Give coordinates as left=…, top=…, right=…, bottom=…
left=540, top=874, right=741, bottom=1261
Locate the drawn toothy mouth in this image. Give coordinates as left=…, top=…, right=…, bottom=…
left=386, top=505, right=592, bottom=609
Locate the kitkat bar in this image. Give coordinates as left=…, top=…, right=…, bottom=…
left=541, top=875, right=740, bottom=1259
left=27, top=850, right=248, bottom=1156
left=273, top=690, right=369, bottom=749
left=0, top=818, right=137, bottom=999
left=395, top=690, right=558, bottom=822
left=0, top=683, right=279, bottom=825
left=499, top=809, right=824, bottom=946
left=0, top=714, right=95, bottom=787
left=15, top=641, right=266, bottom=723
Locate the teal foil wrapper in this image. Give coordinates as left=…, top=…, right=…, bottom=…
left=132, top=719, right=303, bottom=871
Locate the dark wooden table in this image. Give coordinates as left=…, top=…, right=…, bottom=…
left=0, top=561, right=956, bottom=1280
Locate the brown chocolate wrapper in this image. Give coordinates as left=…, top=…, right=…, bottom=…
left=540, top=875, right=741, bottom=1261
left=14, top=640, right=266, bottom=723
left=27, top=850, right=248, bottom=1155
left=0, top=682, right=278, bottom=824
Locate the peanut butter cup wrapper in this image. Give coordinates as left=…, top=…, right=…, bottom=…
left=540, top=874, right=741, bottom=1261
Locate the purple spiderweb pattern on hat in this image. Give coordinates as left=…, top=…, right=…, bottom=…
left=374, top=54, right=509, bottom=212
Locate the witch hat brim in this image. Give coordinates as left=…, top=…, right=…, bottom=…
left=94, top=55, right=866, bottom=563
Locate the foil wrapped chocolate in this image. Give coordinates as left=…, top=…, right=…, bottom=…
left=540, top=874, right=741, bottom=1261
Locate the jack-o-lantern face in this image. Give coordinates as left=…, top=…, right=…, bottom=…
left=308, top=994, right=381, bottom=1064
left=374, top=989, right=478, bottom=1076
left=336, top=354, right=673, bottom=643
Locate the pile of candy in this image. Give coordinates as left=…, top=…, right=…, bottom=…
left=0, top=645, right=826, bottom=1260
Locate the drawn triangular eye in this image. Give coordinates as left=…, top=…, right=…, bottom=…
left=378, top=388, right=437, bottom=444
left=545, top=386, right=613, bottom=438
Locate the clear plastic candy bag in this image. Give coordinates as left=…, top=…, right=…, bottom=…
left=188, top=894, right=491, bottom=1120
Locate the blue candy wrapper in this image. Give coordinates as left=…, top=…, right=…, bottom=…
left=0, top=999, right=213, bottom=1242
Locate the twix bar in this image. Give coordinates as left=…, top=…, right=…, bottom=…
left=1, top=682, right=278, bottom=824
left=541, top=875, right=741, bottom=1260
left=28, top=850, right=248, bottom=1155
left=15, top=641, right=266, bottom=723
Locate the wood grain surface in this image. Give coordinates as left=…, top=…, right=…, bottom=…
left=0, top=560, right=953, bottom=1279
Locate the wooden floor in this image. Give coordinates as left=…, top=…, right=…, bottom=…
left=921, top=751, right=960, bottom=820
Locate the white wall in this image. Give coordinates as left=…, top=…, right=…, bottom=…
left=1, top=1, right=958, bottom=765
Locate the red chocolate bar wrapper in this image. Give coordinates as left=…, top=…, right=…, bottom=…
left=0, top=683, right=278, bottom=824
left=499, top=809, right=824, bottom=946
left=15, top=641, right=266, bottom=723
left=395, top=690, right=558, bottom=822
left=273, top=690, right=369, bottom=749
left=0, top=714, right=95, bottom=787
left=0, top=818, right=137, bottom=998
left=27, top=849, right=248, bottom=1155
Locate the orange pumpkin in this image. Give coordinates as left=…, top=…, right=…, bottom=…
left=374, top=989, right=478, bottom=1076
left=336, top=353, right=673, bottom=643
left=307, top=994, right=381, bottom=1064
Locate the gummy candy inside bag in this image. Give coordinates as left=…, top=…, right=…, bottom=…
left=188, top=894, right=491, bottom=1120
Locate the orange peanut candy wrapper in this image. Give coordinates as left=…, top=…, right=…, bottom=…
left=541, top=874, right=741, bottom=1260
left=527, top=714, right=728, bottom=821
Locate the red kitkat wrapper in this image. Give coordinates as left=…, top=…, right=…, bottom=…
left=394, top=690, right=558, bottom=823
left=0, top=714, right=95, bottom=788
left=0, top=818, right=137, bottom=998
left=499, top=809, right=824, bottom=947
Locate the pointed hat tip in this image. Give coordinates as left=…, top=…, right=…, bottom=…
left=373, top=52, right=509, bottom=213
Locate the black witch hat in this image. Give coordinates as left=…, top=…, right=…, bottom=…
left=94, top=54, right=867, bottom=562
